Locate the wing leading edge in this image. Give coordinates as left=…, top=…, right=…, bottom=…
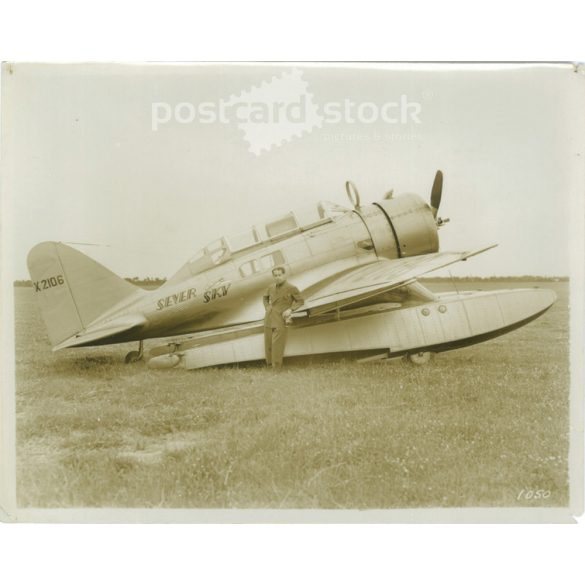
left=299, top=245, right=497, bottom=316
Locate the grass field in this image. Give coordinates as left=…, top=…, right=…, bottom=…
left=14, top=281, right=569, bottom=509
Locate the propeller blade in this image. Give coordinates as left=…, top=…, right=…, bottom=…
left=430, top=170, right=443, bottom=217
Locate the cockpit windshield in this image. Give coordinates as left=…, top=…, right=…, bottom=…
left=187, top=200, right=349, bottom=276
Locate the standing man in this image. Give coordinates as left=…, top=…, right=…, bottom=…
left=263, top=266, right=303, bottom=369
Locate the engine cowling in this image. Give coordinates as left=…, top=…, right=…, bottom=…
left=374, top=193, right=439, bottom=258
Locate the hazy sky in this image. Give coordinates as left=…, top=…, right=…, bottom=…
left=3, top=63, right=584, bottom=279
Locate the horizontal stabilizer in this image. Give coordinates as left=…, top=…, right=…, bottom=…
left=54, top=313, right=147, bottom=350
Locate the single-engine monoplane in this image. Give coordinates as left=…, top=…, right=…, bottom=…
left=28, top=171, right=556, bottom=369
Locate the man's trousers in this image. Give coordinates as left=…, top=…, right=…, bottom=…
left=264, top=325, right=287, bottom=368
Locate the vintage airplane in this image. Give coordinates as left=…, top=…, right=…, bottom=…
left=28, top=171, right=556, bottom=369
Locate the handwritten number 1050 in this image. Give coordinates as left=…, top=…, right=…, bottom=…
left=517, top=489, right=551, bottom=500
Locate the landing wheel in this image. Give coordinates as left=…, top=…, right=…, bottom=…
left=125, top=340, right=144, bottom=363
left=407, top=351, right=433, bottom=365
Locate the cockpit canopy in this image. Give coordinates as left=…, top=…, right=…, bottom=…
left=186, top=201, right=348, bottom=276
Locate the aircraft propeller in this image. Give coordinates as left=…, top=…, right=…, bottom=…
left=430, top=170, right=450, bottom=226
left=430, top=170, right=443, bottom=218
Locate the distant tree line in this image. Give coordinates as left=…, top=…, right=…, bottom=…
left=420, top=276, right=569, bottom=282
left=14, top=275, right=568, bottom=287
left=14, top=277, right=168, bottom=287
left=124, top=277, right=167, bottom=287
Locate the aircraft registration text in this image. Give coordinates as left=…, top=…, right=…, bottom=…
left=34, top=275, right=65, bottom=292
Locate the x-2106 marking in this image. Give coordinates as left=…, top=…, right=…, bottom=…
left=34, top=275, right=65, bottom=292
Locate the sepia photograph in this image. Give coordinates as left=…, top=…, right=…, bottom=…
left=1, top=61, right=583, bottom=521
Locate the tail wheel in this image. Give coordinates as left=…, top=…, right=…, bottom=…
left=125, top=340, right=144, bottom=363
left=124, top=350, right=142, bottom=363
left=407, top=351, right=433, bottom=365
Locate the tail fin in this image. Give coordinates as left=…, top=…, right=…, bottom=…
left=27, top=242, right=140, bottom=346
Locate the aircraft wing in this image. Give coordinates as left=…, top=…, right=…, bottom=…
left=299, top=245, right=496, bottom=316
